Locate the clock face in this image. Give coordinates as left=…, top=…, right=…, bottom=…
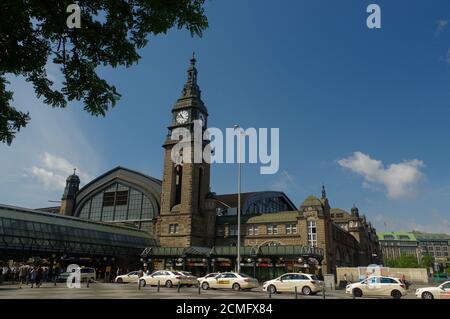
left=176, top=110, right=189, bottom=124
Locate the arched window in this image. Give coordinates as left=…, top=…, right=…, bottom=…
left=77, top=182, right=157, bottom=232
left=174, top=165, right=183, bottom=206
left=198, top=167, right=203, bottom=210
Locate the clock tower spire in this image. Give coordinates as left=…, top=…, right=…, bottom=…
left=158, top=55, right=216, bottom=248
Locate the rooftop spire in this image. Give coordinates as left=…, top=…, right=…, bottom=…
left=181, top=53, right=201, bottom=98
left=190, top=51, right=196, bottom=66
left=321, top=184, right=327, bottom=199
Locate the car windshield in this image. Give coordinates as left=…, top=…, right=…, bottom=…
left=310, top=275, right=321, bottom=280
left=172, top=271, right=182, bottom=276
left=239, top=273, right=250, bottom=278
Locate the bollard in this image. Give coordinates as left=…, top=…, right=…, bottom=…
left=157, top=280, right=160, bottom=292
left=198, top=284, right=201, bottom=295
left=322, top=286, right=326, bottom=299
left=295, top=286, right=298, bottom=299
left=87, top=279, right=90, bottom=288
left=269, top=288, right=272, bottom=299
left=352, top=289, right=356, bottom=299
left=177, top=283, right=181, bottom=293
left=137, top=279, right=141, bottom=290
left=54, top=277, right=56, bottom=286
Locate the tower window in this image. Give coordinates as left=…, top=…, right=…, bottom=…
left=174, top=165, right=183, bottom=206
left=198, top=167, right=203, bottom=210
left=169, top=224, right=179, bottom=234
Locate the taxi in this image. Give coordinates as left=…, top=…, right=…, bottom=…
left=139, top=270, right=185, bottom=288
left=115, top=271, right=139, bottom=283
left=346, top=276, right=408, bottom=299
left=415, top=281, right=450, bottom=299
left=199, top=272, right=259, bottom=291
left=263, top=273, right=323, bottom=295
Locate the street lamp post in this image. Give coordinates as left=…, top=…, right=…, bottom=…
left=234, top=124, right=242, bottom=274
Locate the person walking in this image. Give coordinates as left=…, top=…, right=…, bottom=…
left=19, top=266, right=26, bottom=285
left=30, top=267, right=37, bottom=288
left=36, top=266, right=43, bottom=288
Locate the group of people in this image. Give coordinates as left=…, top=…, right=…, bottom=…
left=0, top=264, right=56, bottom=287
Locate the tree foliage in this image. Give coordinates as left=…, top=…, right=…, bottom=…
left=384, top=254, right=421, bottom=268
left=0, top=0, right=208, bottom=145
left=384, top=254, right=436, bottom=269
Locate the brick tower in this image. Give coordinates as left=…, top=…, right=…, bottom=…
left=157, top=55, right=216, bottom=248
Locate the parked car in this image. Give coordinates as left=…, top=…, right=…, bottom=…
left=263, top=273, right=323, bottom=295
left=199, top=272, right=258, bottom=291
left=178, top=271, right=198, bottom=286
left=139, top=270, right=185, bottom=288
left=198, top=273, right=219, bottom=284
left=346, top=276, right=407, bottom=299
left=57, top=267, right=96, bottom=282
left=415, top=281, right=450, bottom=299
left=115, top=271, right=140, bottom=283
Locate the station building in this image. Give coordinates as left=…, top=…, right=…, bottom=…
left=3, top=57, right=381, bottom=279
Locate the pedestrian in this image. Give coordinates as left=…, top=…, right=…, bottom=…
left=19, top=266, right=26, bottom=284
left=36, top=266, right=43, bottom=287
left=30, top=267, right=37, bottom=288
left=343, top=273, right=348, bottom=284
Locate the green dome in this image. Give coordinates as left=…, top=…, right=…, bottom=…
left=301, top=195, right=322, bottom=207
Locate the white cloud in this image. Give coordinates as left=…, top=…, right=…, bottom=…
left=28, top=152, right=91, bottom=191
left=29, top=166, right=66, bottom=191
left=0, top=76, right=101, bottom=208
left=437, top=19, right=449, bottom=34
left=338, top=152, right=424, bottom=199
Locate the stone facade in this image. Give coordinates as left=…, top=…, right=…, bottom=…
left=214, top=191, right=381, bottom=274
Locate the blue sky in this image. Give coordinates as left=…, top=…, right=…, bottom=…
left=1, top=0, right=450, bottom=233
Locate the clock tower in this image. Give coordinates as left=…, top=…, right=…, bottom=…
left=157, top=55, right=216, bottom=248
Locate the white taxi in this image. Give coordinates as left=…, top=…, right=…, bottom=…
left=199, top=272, right=259, bottom=291
left=115, top=271, right=140, bottom=283
left=139, top=270, right=185, bottom=288
left=263, top=273, right=323, bottom=295
left=197, top=273, right=219, bottom=284
left=415, top=281, right=450, bottom=299
left=346, top=276, right=408, bottom=299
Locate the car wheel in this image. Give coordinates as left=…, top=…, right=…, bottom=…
left=268, top=285, right=277, bottom=294
left=422, top=291, right=434, bottom=300
left=202, top=282, right=210, bottom=290
left=232, top=283, right=241, bottom=291
left=391, top=290, right=402, bottom=299
left=139, top=279, right=146, bottom=287
left=302, top=286, right=312, bottom=296
left=116, top=278, right=123, bottom=284
left=353, top=288, right=363, bottom=298
left=165, top=280, right=173, bottom=288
